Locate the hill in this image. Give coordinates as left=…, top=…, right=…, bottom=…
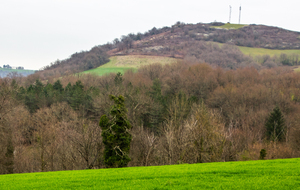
left=1, top=158, right=299, bottom=189
left=34, top=22, right=300, bottom=79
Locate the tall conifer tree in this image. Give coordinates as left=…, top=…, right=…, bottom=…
left=99, top=95, right=132, bottom=168
left=265, top=105, right=286, bottom=142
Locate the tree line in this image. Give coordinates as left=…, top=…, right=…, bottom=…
left=0, top=61, right=300, bottom=174
left=37, top=46, right=110, bottom=79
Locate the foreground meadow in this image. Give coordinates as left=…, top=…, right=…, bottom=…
left=0, top=158, right=299, bottom=189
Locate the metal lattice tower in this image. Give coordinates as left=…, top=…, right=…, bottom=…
left=229, top=5, right=232, bottom=23
left=239, top=6, right=242, bottom=24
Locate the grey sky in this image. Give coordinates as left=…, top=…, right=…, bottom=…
left=1, top=0, right=299, bottom=70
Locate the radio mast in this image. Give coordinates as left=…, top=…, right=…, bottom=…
left=239, top=6, right=242, bottom=24
left=229, top=5, right=232, bottom=23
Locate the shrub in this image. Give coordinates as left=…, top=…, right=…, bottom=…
left=259, top=149, right=267, bottom=160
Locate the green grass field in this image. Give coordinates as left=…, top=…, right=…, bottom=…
left=211, top=23, right=247, bottom=30
left=238, top=46, right=300, bottom=57
left=82, top=55, right=177, bottom=76
left=82, top=67, right=136, bottom=76
left=212, top=42, right=300, bottom=58
left=0, top=158, right=299, bottom=189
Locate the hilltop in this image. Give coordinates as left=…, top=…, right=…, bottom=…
left=111, top=22, right=300, bottom=57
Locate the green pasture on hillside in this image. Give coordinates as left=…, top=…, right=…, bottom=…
left=211, top=23, right=247, bottom=30
left=82, top=67, right=136, bottom=76
left=82, top=55, right=178, bottom=76
left=238, top=46, right=300, bottom=57
left=213, top=42, right=300, bottom=58
left=0, top=158, right=299, bottom=189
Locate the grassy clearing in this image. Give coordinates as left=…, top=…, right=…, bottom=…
left=212, top=41, right=300, bottom=58
left=293, top=66, right=300, bottom=72
left=83, top=55, right=178, bottom=76
left=82, top=67, right=136, bottom=76
left=238, top=46, right=300, bottom=57
left=209, top=42, right=300, bottom=58
left=0, top=158, right=299, bottom=189
left=211, top=23, right=247, bottom=30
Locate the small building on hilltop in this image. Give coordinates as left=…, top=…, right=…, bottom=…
left=3, top=64, right=12, bottom=69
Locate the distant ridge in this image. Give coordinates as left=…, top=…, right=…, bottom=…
left=0, top=68, right=36, bottom=78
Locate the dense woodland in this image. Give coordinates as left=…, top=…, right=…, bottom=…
left=1, top=62, right=300, bottom=174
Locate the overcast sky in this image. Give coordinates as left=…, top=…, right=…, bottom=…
left=0, top=0, right=299, bottom=70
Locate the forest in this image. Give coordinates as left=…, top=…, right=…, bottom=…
left=0, top=61, right=300, bottom=174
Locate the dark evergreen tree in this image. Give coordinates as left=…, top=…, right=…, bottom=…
left=69, top=81, right=85, bottom=110
left=22, top=80, right=45, bottom=113
left=33, top=79, right=44, bottom=96
left=52, top=80, right=64, bottom=102
left=114, top=72, right=123, bottom=86
left=259, top=149, right=267, bottom=160
left=265, top=105, right=286, bottom=142
left=53, top=80, right=64, bottom=93
left=145, top=79, right=167, bottom=131
left=43, top=83, right=54, bottom=107
left=64, top=81, right=93, bottom=112
left=99, top=95, right=132, bottom=168
left=24, top=87, right=40, bottom=113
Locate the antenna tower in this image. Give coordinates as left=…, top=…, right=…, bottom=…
left=239, top=6, right=241, bottom=24
left=229, top=5, right=232, bottom=23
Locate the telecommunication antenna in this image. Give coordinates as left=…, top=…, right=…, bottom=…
left=239, top=6, right=242, bottom=24
left=229, top=5, right=232, bottom=23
